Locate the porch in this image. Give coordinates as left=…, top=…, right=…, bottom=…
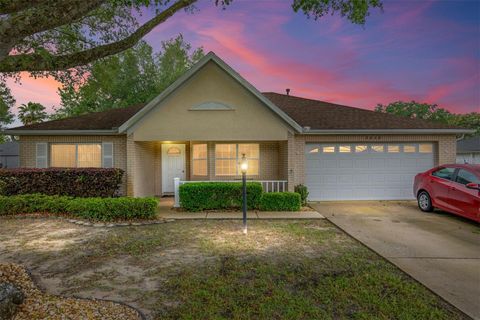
left=126, top=140, right=289, bottom=198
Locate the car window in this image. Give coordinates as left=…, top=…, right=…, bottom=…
left=455, top=169, right=480, bottom=185
left=431, top=167, right=455, bottom=180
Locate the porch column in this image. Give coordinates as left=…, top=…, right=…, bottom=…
left=287, top=132, right=295, bottom=192
left=126, top=134, right=135, bottom=196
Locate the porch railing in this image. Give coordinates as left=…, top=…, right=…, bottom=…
left=173, top=178, right=288, bottom=208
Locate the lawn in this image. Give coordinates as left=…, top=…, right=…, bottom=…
left=0, top=217, right=467, bottom=320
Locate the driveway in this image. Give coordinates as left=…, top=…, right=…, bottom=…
left=310, top=201, right=480, bottom=319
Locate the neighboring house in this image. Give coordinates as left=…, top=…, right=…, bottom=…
left=456, top=136, right=480, bottom=164
left=3, top=52, right=472, bottom=201
left=0, top=141, right=19, bottom=168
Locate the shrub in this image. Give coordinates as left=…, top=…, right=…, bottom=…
left=179, top=182, right=263, bottom=211
left=294, top=184, right=309, bottom=206
left=0, top=168, right=124, bottom=197
left=258, top=192, right=301, bottom=211
left=0, top=194, right=158, bottom=221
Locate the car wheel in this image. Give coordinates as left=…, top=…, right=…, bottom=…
left=417, top=191, right=433, bottom=212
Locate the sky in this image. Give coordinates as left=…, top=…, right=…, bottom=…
left=6, top=0, right=480, bottom=126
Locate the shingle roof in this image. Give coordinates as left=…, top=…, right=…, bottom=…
left=457, top=136, right=480, bottom=153
left=9, top=104, right=146, bottom=131
left=262, top=92, right=459, bottom=130
left=5, top=93, right=464, bottom=133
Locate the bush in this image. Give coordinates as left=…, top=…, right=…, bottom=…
left=0, top=168, right=124, bottom=197
left=179, top=182, right=263, bottom=211
left=0, top=194, right=158, bottom=221
left=294, top=184, right=309, bottom=206
left=258, top=192, right=301, bottom=211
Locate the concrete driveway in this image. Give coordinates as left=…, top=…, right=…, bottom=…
left=310, top=201, right=480, bottom=319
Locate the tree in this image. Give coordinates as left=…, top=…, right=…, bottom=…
left=0, top=82, right=15, bottom=142
left=18, top=102, right=48, bottom=125
left=0, top=0, right=383, bottom=74
left=375, top=101, right=480, bottom=137
left=55, top=35, right=204, bottom=117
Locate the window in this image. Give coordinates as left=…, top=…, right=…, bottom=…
left=455, top=169, right=479, bottom=185
left=403, top=145, right=416, bottom=153
left=339, top=145, right=351, bottom=153
left=432, top=167, right=455, bottom=181
left=308, top=148, right=319, bottom=153
left=322, top=146, right=335, bottom=153
left=355, top=145, right=367, bottom=153
left=419, top=144, right=433, bottom=153
left=50, top=143, right=102, bottom=168
left=192, top=144, right=207, bottom=176
left=387, top=145, right=400, bottom=153
left=167, top=146, right=181, bottom=155
left=215, top=144, right=259, bottom=176
left=371, top=145, right=384, bottom=153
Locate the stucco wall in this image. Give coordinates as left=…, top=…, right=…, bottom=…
left=286, top=134, right=457, bottom=190
left=130, top=61, right=292, bottom=141
left=19, top=135, right=128, bottom=194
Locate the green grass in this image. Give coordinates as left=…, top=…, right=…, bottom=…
left=0, top=219, right=466, bottom=319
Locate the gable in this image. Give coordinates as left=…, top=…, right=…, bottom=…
left=130, top=61, right=293, bottom=141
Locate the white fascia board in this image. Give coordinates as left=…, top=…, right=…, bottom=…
left=2, top=129, right=119, bottom=135
left=301, top=129, right=476, bottom=135
left=118, top=52, right=303, bottom=133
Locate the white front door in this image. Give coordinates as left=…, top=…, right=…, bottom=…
left=162, top=144, right=186, bottom=194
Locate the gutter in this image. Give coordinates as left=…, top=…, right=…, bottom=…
left=2, top=129, right=119, bottom=136
left=301, top=128, right=476, bottom=135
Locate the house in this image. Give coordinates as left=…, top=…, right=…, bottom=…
left=0, top=141, right=19, bottom=168
left=456, top=136, right=480, bottom=164
left=3, top=52, right=472, bottom=201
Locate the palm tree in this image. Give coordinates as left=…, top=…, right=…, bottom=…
left=18, top=102, right=48, bottom=126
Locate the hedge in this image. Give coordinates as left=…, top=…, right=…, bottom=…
left=0, top=194, right=158, bottom=221
left=179, top=182, right=263, bottom=211
left=258, top=192, right=301, bottom=211
left=0, top=168, right=124, bottom=197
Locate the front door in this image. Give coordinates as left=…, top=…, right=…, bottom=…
left=161, top=144, right=186, bottom=194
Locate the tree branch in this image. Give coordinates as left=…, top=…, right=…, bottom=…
left=0, top=0, right=196, bottom=72
left=0, top=0, right=48, bottom=15
left=0, top=0, right=105, bottom=43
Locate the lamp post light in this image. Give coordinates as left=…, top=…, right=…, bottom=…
left=240, top=153, right=248, bottom=235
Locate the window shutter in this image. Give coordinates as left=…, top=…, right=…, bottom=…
left=102, top=142, right=114, bottom=168
left=36, top=143, right=48, bottom=168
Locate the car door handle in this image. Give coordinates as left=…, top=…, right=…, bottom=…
left=450, top=186, right=457, bottom=191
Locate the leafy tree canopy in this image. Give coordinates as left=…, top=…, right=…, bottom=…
left=55, top=35, right=204, bottom=118
left=18, top=101, right=48, bottom=125
left=375, top=101, right=480, bottom=137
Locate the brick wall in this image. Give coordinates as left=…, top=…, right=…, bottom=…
left=287, top=134, right=457, bottom=190
left=19, top=135, right=128, bottom=194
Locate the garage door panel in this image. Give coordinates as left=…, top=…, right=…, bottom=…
left=305, top=143, right=434, bottom=201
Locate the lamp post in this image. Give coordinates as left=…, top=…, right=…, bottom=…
left=240, top=153, right=248, bottom=235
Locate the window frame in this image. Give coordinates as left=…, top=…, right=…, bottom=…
left=214, top=143, right=260, bottom=176
left=49, top=143, right=103, bottom=168
left=192, top=144, right=208, bottom=176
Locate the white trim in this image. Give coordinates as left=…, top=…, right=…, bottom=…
left=35, top=142, right=48, bottom=168
left=118, top=52, right=303, bottom=133
left=3, top=129, right=118, bottom=135
left=302, top=129, right=474, bottom=135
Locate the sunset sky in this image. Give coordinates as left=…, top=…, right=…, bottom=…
left=6, top=0, right=480, bottom=126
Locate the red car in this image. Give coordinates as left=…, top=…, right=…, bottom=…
left=413, top=164, right=480, bottom=222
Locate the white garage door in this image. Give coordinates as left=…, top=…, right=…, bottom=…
left=305, top=143, right=435, bottom=201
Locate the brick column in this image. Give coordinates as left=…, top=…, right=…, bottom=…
left=437, top=135, right=457, bottom=165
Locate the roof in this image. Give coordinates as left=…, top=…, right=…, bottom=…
left=262, top=92, right=461, bottom=131
left=457, top=136, right=480, bottom=153
left=8, top=104, right=145, bottom=132
left=0, top=142, right=19, bottom=156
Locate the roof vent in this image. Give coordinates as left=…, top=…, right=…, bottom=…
left=286, top=88, right=290, bottom=96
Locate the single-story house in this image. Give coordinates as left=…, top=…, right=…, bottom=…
left=456, top=136, right=480, bottom=164
left=3, top=52, right=472, bottom=201
left=0, top=141, right=19, bottom=168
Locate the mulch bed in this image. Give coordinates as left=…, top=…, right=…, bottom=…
left=0, top=263, right=143, bottom=320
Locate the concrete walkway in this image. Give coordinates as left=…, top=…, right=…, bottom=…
left=311, top=201, right=480, bottom=320
left=157, top=198, right=324, bottom=220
